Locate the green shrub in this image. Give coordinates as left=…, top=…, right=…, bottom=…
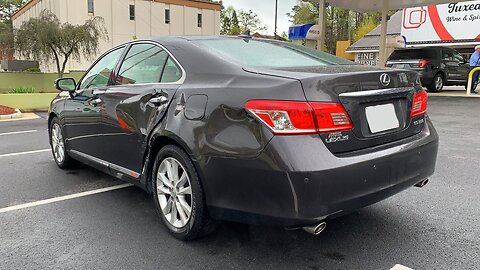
left=11, top=86, right=35, bottom=93
left=24, top=67, right=41, bottom=72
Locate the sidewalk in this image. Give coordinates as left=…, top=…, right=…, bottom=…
left=429, top=86, right=480, bottom=98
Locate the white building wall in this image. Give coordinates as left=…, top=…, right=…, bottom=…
left=12, top=0, right=221, bottom=73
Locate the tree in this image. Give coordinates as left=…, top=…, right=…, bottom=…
left=15, top=10, right=108, bottom=78
left=220, top=6, right=265, bottom=35
left=0, top=0, right=27, bottom=59
left=0, top=0, right=26, bottom=26
left=287, top=1, right=318, bottom=25
left=352, top=17, right=378, bottom=43
left=237, top=9, right=267, bottom=33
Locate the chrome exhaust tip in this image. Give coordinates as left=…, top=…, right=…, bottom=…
left=302, top=222, right=327, bottom=235
left=414, top=179, right=429, bottom=188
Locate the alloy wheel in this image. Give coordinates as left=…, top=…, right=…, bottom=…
left=156, top=157, right=193, bottom=228
left=51, top=123, right=65, bottom=164
left=435, top=76, right=443, bottom=91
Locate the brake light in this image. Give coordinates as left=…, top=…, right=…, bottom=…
left=411, top=89, right=428, bottom=117
left=418, top=59, right=430, bottom=68
left=310, top=103, right=353, bottom=133
left=245, top=100, right=352, bottom=135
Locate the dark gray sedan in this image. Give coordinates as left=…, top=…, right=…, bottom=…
left=49, top=36, right=439, bottom=240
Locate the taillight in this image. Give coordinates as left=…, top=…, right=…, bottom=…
left=245, top=100, right=352, bottom=135
left=411, top=89, right=428, bottom=117
left=310, top=103, right=353, bottom=133
left=418, top=59, right=430, bottom=68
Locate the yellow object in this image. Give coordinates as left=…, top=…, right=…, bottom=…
left=466, top=67, right=480, bottom=96
left=336, top=40, right=355, bottom=61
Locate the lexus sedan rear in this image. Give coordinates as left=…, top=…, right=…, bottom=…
left=49, top=36, right=439, bottom=240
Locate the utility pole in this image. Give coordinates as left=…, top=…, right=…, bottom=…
left=274, top=0, right=278, bottom=39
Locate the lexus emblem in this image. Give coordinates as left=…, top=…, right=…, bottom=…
left=380, top=73, right=391, bottom=86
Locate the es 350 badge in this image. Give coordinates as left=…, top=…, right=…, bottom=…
left=325, top=132, right=349, bottom=144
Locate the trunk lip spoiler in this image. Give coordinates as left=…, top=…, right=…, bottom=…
left=339, top=87, right=414, bottom=98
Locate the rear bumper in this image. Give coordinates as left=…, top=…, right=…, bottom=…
left=204, top=118, right=439, bottom=227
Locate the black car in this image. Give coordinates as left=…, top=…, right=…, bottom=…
left=386, top=47, right=471, bottom=92
left=49, top=36, right=439, bottom=240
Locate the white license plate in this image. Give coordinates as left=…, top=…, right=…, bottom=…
left=365, top=103, right=399, bottom=133
left=395, top=64, right=405, bottom=69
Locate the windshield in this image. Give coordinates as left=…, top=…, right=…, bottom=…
left=195, top=38, right=354, bottom=68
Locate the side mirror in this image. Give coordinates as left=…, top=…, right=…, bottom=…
left=55, top=78, right=76, bottom=92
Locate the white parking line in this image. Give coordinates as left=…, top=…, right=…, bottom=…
left=391, top=264, right=413, bottom=270
left=0, top=184, right=134, bottom=214
left=0, top=149, right=51, bottom=158
left=0, top=130, right=38, bottom=136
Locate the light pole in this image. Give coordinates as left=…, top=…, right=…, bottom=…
left=274, top=0, right=278, bottom=39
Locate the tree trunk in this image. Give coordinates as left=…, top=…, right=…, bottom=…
left=50, top=45, right=63, bottom=78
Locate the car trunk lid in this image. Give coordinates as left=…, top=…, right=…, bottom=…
left=244, top=65, right=426, bottom=154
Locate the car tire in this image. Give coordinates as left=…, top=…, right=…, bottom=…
left=427, top=74, right=444, bottom=92
left=49, top=117, right=76, bottom=169
left=152, top=145, right=218, bottom=241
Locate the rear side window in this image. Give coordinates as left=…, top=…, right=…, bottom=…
left=116, top=44, right=168, bottom=85
left=161, top=57, right=182, bottom=83
left=389, top=49, right=426, bottom=60
left=196, top=39, right=342, bottom=68
left=389, top=49, right=442, bottom=60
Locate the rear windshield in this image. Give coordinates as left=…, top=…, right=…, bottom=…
left=195, top=38, right=354, bottom=68
left=389, top=49, right=439, bottom=60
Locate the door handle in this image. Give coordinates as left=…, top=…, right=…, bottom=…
left=90, top=98, right=103, bottom=106
left=148, top=96, right=168, bottom=107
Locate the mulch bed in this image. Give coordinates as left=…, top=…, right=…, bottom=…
left=0, top=105, right=16, bottom=115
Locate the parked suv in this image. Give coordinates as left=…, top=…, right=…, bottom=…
left=386, top=47, right=471, bottom=92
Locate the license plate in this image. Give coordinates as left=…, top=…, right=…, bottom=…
left=395, top=64, right=405, bottom=69
left=365, top=103, right=399, bottom=133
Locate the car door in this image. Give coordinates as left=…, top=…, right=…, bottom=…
left=98, top=42, right=183, bottom=176
left=63, top=46, right=126, bottom=160
left=442, top=49, right=456, bottom=81
left=452, top=50, right=470, bottom=83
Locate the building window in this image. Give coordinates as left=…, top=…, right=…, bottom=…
left=165, top=9, right=170, bottom=24
left=129, top=5, right=135, bottom=20
left=197, top=13, right=202, bottom=28
left=87, top=0, right=94, bottom=14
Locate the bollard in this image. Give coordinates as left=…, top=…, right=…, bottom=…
left=466, top=67, right=480, bottom=96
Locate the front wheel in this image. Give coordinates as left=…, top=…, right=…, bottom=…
left=152, top=145, right=217, bottom=240
left=49, top=117, right=76, bottom=169
left=427, top=74, right=444, bottom=92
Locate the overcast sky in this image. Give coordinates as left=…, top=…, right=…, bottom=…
left=221, top=0, right=298, bottom=35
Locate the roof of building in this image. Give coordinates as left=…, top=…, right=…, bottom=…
left=346, top=11, right=402, bottom=53
left=12, top=0, right=221, bottom=21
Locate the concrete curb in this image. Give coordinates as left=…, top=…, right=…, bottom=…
left=0, top=109, right=22, bottom=120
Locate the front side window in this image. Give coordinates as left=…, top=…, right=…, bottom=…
left=196, top=39, right=352, bottom=68
left=80, top=47, right=124, bottom=90
left=116, top=44, right=169, bottom=85
left=87, top=0, right=94, bottom=14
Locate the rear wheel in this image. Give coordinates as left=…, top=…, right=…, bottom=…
left=49, top=117, right=76, bottom=169
left=427, top=74, right=444, bottom=92
left=152, top=145, right=217, bottom=240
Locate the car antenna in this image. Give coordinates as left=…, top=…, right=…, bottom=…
left=239, top=30, right=252, bottom=39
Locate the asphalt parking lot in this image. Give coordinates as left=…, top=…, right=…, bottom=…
left=0, top=97, right=479, bottom=270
